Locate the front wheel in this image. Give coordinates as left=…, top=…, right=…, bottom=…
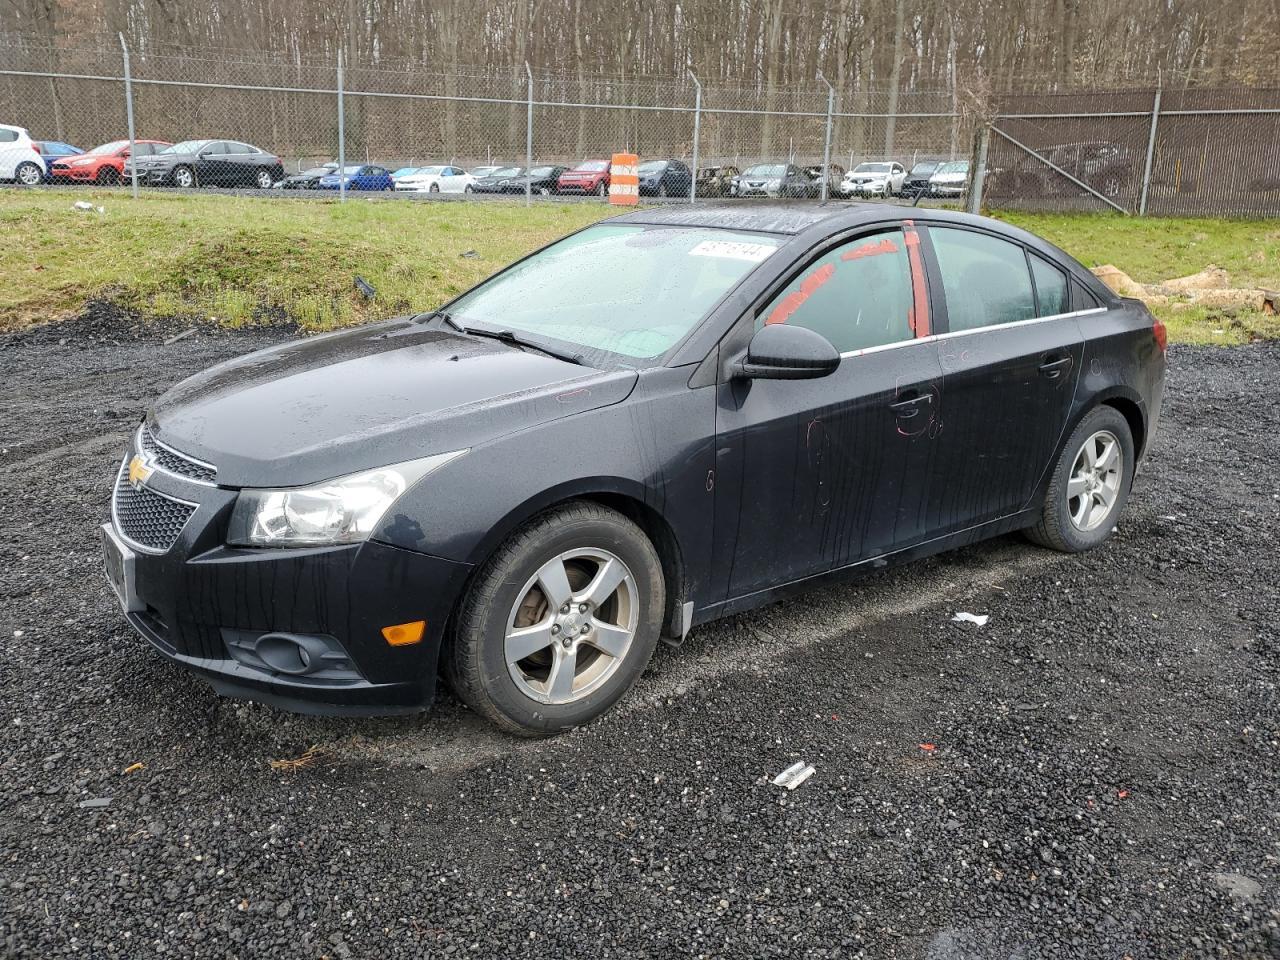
left=96, top=166, right=120, bottom=186
left=1025, top=406, right=1134, bottom=553
left=464, top=184, right=474, bottom=194
left=445, top=501, right=665, bottom=736
left=172, top=165, right=195, bottom=189
left=15, top=161, right=42, bottom=186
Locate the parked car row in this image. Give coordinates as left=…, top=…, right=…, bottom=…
left=3, top=123, right=974, bottom=203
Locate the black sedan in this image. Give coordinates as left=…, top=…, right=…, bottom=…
left=127, top=139, right=285, bottom=189
left=474, top=165, right=567, bottom=196
left=470, top=165, right=525, bottom=194
left=277, top=163, right=337, bottom=189
left=102, top=205, right=1166, bottom=735
left=637, top=158, right=692, bottom=197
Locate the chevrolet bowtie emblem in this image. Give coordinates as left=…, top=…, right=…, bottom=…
left=128, top=454, right=153, bottom=489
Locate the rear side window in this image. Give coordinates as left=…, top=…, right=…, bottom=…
left=1072, top=280, right=1103, bottom=310
left=931, top=227, right=1036, bottom=331
left=0, top=129, right=17, bottom=143
left=1029, top=254, right=1069, bottom=317
left=759, top=229, right=918, bottom=353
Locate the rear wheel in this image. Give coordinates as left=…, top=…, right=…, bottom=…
left=255, top=168, right=273, bottom=189
left=15, top=161, right=42, bottom=186
left=1026, top=405, right=1134, bottom=553
left=597, top=180, right=608, bottom=197
left=445, top=501, right=665, bottom=736
left=429, top=182, right=440, bottom=193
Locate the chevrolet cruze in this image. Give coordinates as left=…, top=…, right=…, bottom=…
left=102, top=205, right=1166, bottom=735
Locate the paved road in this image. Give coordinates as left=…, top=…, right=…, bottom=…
left=1, top=306, right=1277, bottom=958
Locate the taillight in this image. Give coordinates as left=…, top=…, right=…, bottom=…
left=1152, top=318, right=1168, bottom=353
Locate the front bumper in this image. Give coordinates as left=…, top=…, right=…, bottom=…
left=102, top=443, right=472, bottom=714
left=930, top=182, right=966, bottom=197
left=51, top=165, right=97, bottom=181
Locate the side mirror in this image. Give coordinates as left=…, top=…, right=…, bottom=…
left=734, top=324, right=840, bottom=381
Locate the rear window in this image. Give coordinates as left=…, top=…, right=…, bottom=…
left=1030, top=254, right=1069, bottom=317
left=931, top=227, right=1036, bottom=332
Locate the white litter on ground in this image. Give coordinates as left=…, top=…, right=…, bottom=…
left=771, top=761, right=816, bottom=790
left=952, top=612, right=990, bottom=627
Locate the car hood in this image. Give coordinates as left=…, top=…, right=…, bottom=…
left=149, top=318, right=638, bottom=488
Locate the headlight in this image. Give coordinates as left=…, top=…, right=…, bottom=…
left=227, top=450, right=466, bottom=547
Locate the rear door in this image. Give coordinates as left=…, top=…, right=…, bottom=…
left=223, top=142, right=257, bottom=186
left=921, top=224, right=1084, bottom=533
left=713, top=225, right=944, bottom=600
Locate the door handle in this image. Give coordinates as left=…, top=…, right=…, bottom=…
left=889, top=392, right=932, bottom=418
left=1038, top=355, right=1072, bottom=379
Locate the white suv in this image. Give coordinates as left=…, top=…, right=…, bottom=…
left=0, top=124, right=46, bottom=185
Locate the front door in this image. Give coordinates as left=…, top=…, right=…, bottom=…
left=713, top=226, right=944, bottom=601
left=921, top=224, right=1085, bottom=533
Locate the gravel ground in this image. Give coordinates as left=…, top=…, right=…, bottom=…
left=1, top=307, right=1277, bottom=959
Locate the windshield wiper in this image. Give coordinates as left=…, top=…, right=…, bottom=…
left=465, top=326, right=585, bottom=365
left=416, top=309, right=467, bottom=333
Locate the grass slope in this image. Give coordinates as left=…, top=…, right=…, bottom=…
left=3, top=191, right=1277, bottom=343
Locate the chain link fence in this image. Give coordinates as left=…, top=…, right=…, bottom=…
left=4, top=31, right=1276, bottom=217
left=0, top=32, right=973, bottom=207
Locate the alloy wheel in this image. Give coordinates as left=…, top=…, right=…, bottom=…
left=256, top=169, right=272, bottom=189
left=16, top=163, right=41, bottom=186
left=504, top=548, right=638, bottom=705
left=1067, top=429, right=1123, bottom=531
left=174, top=167, right=194, bottom=188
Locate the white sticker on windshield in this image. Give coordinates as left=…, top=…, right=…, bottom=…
left=689, top=239, right=776, bottom=263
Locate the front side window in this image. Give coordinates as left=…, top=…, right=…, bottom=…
left=448, top=225, right=781, bottom=362
left=757, top=229, right=921, bottom=354
left=931, top=227, right=1035, bottom=331
left=1029, top=253, right=1069, bottom=317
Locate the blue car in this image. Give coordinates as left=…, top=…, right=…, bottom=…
left=316, top=164, right=394, bottom=191
left=36, top=140, right=83, bottom=181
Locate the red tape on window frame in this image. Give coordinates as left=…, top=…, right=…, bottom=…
left=903, top=224, right=930, bottom=338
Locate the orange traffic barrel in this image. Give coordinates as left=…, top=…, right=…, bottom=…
left=609, top=153, right=638, bottom=205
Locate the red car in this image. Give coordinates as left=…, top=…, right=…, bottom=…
left=49, top=139, right=171, bottom=185
left=557, top=159, right=611, bottom=196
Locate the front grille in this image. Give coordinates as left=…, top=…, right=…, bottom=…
left=138, top=425, right=216, bottom=484
left=113, top=460, right=196, bottom=553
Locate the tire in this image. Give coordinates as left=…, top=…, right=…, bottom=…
left=597, top=180, right=608, bottom=197
left=464, top=184, right=474, bottom=194
left=96, top=166, right=119, bottom=186
left=445, top=501, right=665, bottom=736
left=658, top=183, right=668, bottom=198
left=15, top=161, right=42, bottom=186
left=255, top=168, right=273, bottom=189
left=429, top=182, right=440, bottom=193
left=539, top=186, right=551, bottom=196
left=1025, top=405, right=1134, bottom=553
left=172, top=165, right=195, bottom=189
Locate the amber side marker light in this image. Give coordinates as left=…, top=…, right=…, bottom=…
left=382, top=620, right=426, bottom=646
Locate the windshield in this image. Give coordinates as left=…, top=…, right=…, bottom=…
left=469, top=166, right=499, bottom=176
left=88, top=140, right=128, bottom=155
left=744, top=164, right=786, bottom=177
left=415, top=166, right=445, bottom=175
left=164, top=140, right=210, bottom=154
left=446, top=225, right=782, bottom=362
left=854, top=163, right=892, bottom=173
left=529, top=166, right=555, bottom=176
left=493, top=166, right=522, bottom=177
left=936, top=161, right=969, bottom=175
left=338, top=166, right=363, bottom=174
left=638, top=160, right=668, bottom=175
left=574, top=161, right=608, bottom=172
left=910, top=162, right=938, bottom=174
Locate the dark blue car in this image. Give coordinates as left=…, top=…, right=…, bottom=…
left=36, top=141, right=83, bottom=181
left=316, top=164, right=393, bottom=191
